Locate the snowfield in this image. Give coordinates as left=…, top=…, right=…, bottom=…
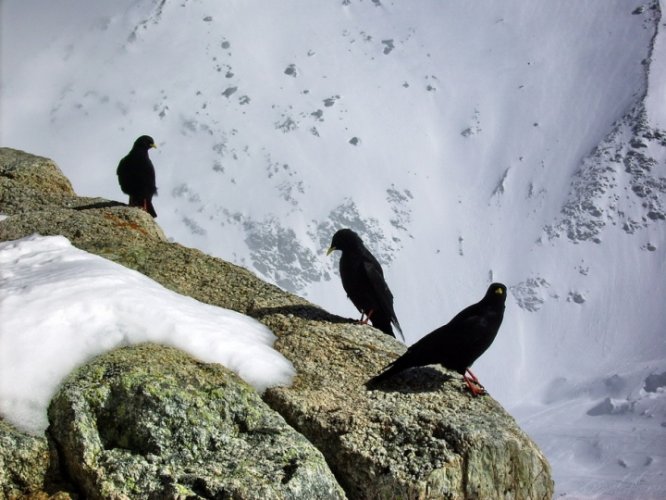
left=2, top=1, right=666, bottom=497
left=0, top=234, right=295, bottom=435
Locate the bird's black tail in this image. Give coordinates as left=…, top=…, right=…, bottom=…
left=370, top=312, right=400, bottom=339
left=392, top=316, right=405, bottom=342
left=146, top=199, right=157, bottom=218
left=370, top=313, right=405, bottom=342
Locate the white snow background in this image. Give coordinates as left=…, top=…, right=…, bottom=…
left=0, top=234, right=295, bottom=435
left=2, top=1, right=666, bottom=497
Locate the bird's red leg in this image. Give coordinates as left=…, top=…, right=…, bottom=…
left=466, top=368, right=480, bottom=384
left=358, top=309, right=374, bottom=325
left=463, top=371, right=486, bottom=396
left=464, top=376, right=485, bottom=396
left=143, top=199, right=149, bottom=212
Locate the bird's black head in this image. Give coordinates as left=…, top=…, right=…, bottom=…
left=133, top=135, right=157, bottom=151
left=327, top=228, right=363, bottom=255
left=485, top=283, right=507, bottom=304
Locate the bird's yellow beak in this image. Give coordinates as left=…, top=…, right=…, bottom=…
left=495, top=288, right=504, bottom=295
left=151, top=143, right=157, bottom=149
left=326, top=246, right=335, bottom=256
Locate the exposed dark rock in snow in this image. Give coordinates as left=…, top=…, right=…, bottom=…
left=284, top=63, right=298, bottom=77
left=491, top=167, right=511, bottom=199
left=644, top=371, right=666, bottom=392
left=545, top=4, right=666, bottom=245
left=221, top=86, right=238, bottom=98
left=567, top=291, right=586, bottom=304
left=545, top=103, right=666, bottom=243
left=461, top=109, right=482, bottom=137
left=510, top=276, right=551, bottom=312
left=587, top=397, right=633, bottom=416
left=381, top=38, right=395, bottom=54
left=243, top=216, right=327, bottom=291
left=545, top=1, right=666, bottom=243
left=275, top=115, right=299, bottom=133
left=182, top=215, right=207, bottom=236
left=386, top=184, right=413, bottom=234
left=323, top=95, right=340, bottom=107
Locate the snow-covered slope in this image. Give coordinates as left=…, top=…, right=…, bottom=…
left=0, top=235, right=294, bottom=435
left=2, top=1, right=665, bottom=497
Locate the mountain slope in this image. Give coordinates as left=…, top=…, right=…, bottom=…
left=2, top=1, right=665, bottom=497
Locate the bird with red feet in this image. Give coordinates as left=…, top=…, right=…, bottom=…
left=327, top=228, right=404, bottom=341
left=366, top=283, right=507, bottom=395
left=117, top=135, right=158, bottom=217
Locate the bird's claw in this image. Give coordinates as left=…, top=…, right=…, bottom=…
left=464, top=373, right=486, bottom=396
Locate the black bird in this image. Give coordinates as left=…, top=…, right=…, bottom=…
left=327, top=229, right=404, bottom=341
left=367, top=283, right=507, bottom=395
left=117, top=135, right=158, bottom=217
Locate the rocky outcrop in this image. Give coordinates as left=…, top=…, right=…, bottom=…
left=0, top=147, right=554, bottom=499
left=0, top=420, right=51, bottom=498
left=0, top=147, right=75, bottom=208
left=48, top=344, right=344, bottom=499
left=263, top=332, right=551, bottom=499
left=543, top=2, right=666, bottom=245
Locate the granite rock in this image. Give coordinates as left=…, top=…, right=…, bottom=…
left=0, top=147, right=554, bottom=499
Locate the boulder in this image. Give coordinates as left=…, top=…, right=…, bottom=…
left=0, top=147, right=75, bottom=213
left=0, top=147, right=554, bottom=498
left=47, top=343, right=345, bottom=499
left=258, top=308, right=553, bottom=499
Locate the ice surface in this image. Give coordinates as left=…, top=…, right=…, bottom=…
left=0, top=235, right=295, bottom=435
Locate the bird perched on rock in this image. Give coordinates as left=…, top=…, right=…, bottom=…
left=366, top=283, right=507, bottom=395
left=117, top=135, right=158, bottom=217
left=327, top=228, right=404, bottom=341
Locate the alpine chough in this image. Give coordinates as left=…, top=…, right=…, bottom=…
left=367, top=283, right=507, bottom=395
left=327, top=228, right=404, bottom=341
left=117, top=135, right=158, bottom=217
